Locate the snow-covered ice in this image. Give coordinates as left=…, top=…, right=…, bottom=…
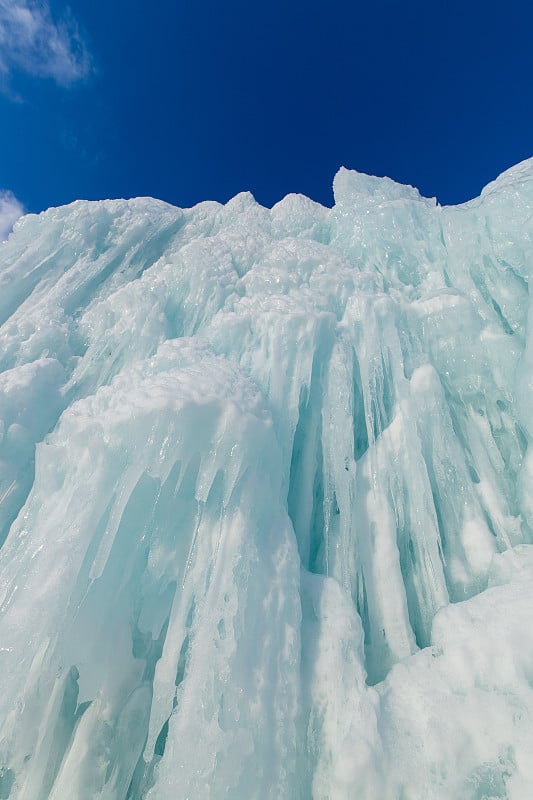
left=0, top=161, right=533, bottom=798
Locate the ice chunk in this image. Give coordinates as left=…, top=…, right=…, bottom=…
left=0, top=160, right=532, bottom=797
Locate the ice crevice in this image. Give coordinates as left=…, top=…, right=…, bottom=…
left=1, top=161, right=533, bottom=797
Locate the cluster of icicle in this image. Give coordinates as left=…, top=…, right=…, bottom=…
left=1, top=161, right=533, bottom=799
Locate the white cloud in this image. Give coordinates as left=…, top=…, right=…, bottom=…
left=0, top=0, right=91, bottom=88
left=0, top=190, right=24, bottom=241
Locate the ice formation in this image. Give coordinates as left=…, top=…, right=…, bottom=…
left=0, top=160, right=533, bottom=799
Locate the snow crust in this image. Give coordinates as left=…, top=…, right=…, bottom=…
left=1, top=161, right=533, bottom=798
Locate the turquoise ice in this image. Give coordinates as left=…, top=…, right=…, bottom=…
left=0, top=161, right=533, bottom=798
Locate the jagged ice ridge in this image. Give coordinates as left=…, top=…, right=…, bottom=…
left=0, top=161, right=533, bottom=799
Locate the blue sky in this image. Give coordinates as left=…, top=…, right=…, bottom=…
left=1, top=0, right=533, bottom=234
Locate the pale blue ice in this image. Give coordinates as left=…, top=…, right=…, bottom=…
left=0, top=161, right=533, bottom=798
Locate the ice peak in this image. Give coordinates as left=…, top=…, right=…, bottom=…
left=333, top=165, right=426, bottom=207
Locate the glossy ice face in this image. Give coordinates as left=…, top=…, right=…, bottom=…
left=0, top=161, right=533, bottom=799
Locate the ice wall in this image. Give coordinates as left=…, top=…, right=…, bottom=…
left=0, top=161, right=533, bottom=799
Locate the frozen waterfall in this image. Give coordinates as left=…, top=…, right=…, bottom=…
left=1, top=161, right=533, bottom=799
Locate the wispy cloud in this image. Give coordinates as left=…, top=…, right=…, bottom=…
left=0, top=190, right=24, bottom=241
left=0, top=0, right=91, bottom=89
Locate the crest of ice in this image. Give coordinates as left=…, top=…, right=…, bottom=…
left=1, top=161, right=533, bottom=799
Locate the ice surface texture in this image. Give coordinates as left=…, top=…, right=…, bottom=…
left=0, top=162, right=533, bottom=799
